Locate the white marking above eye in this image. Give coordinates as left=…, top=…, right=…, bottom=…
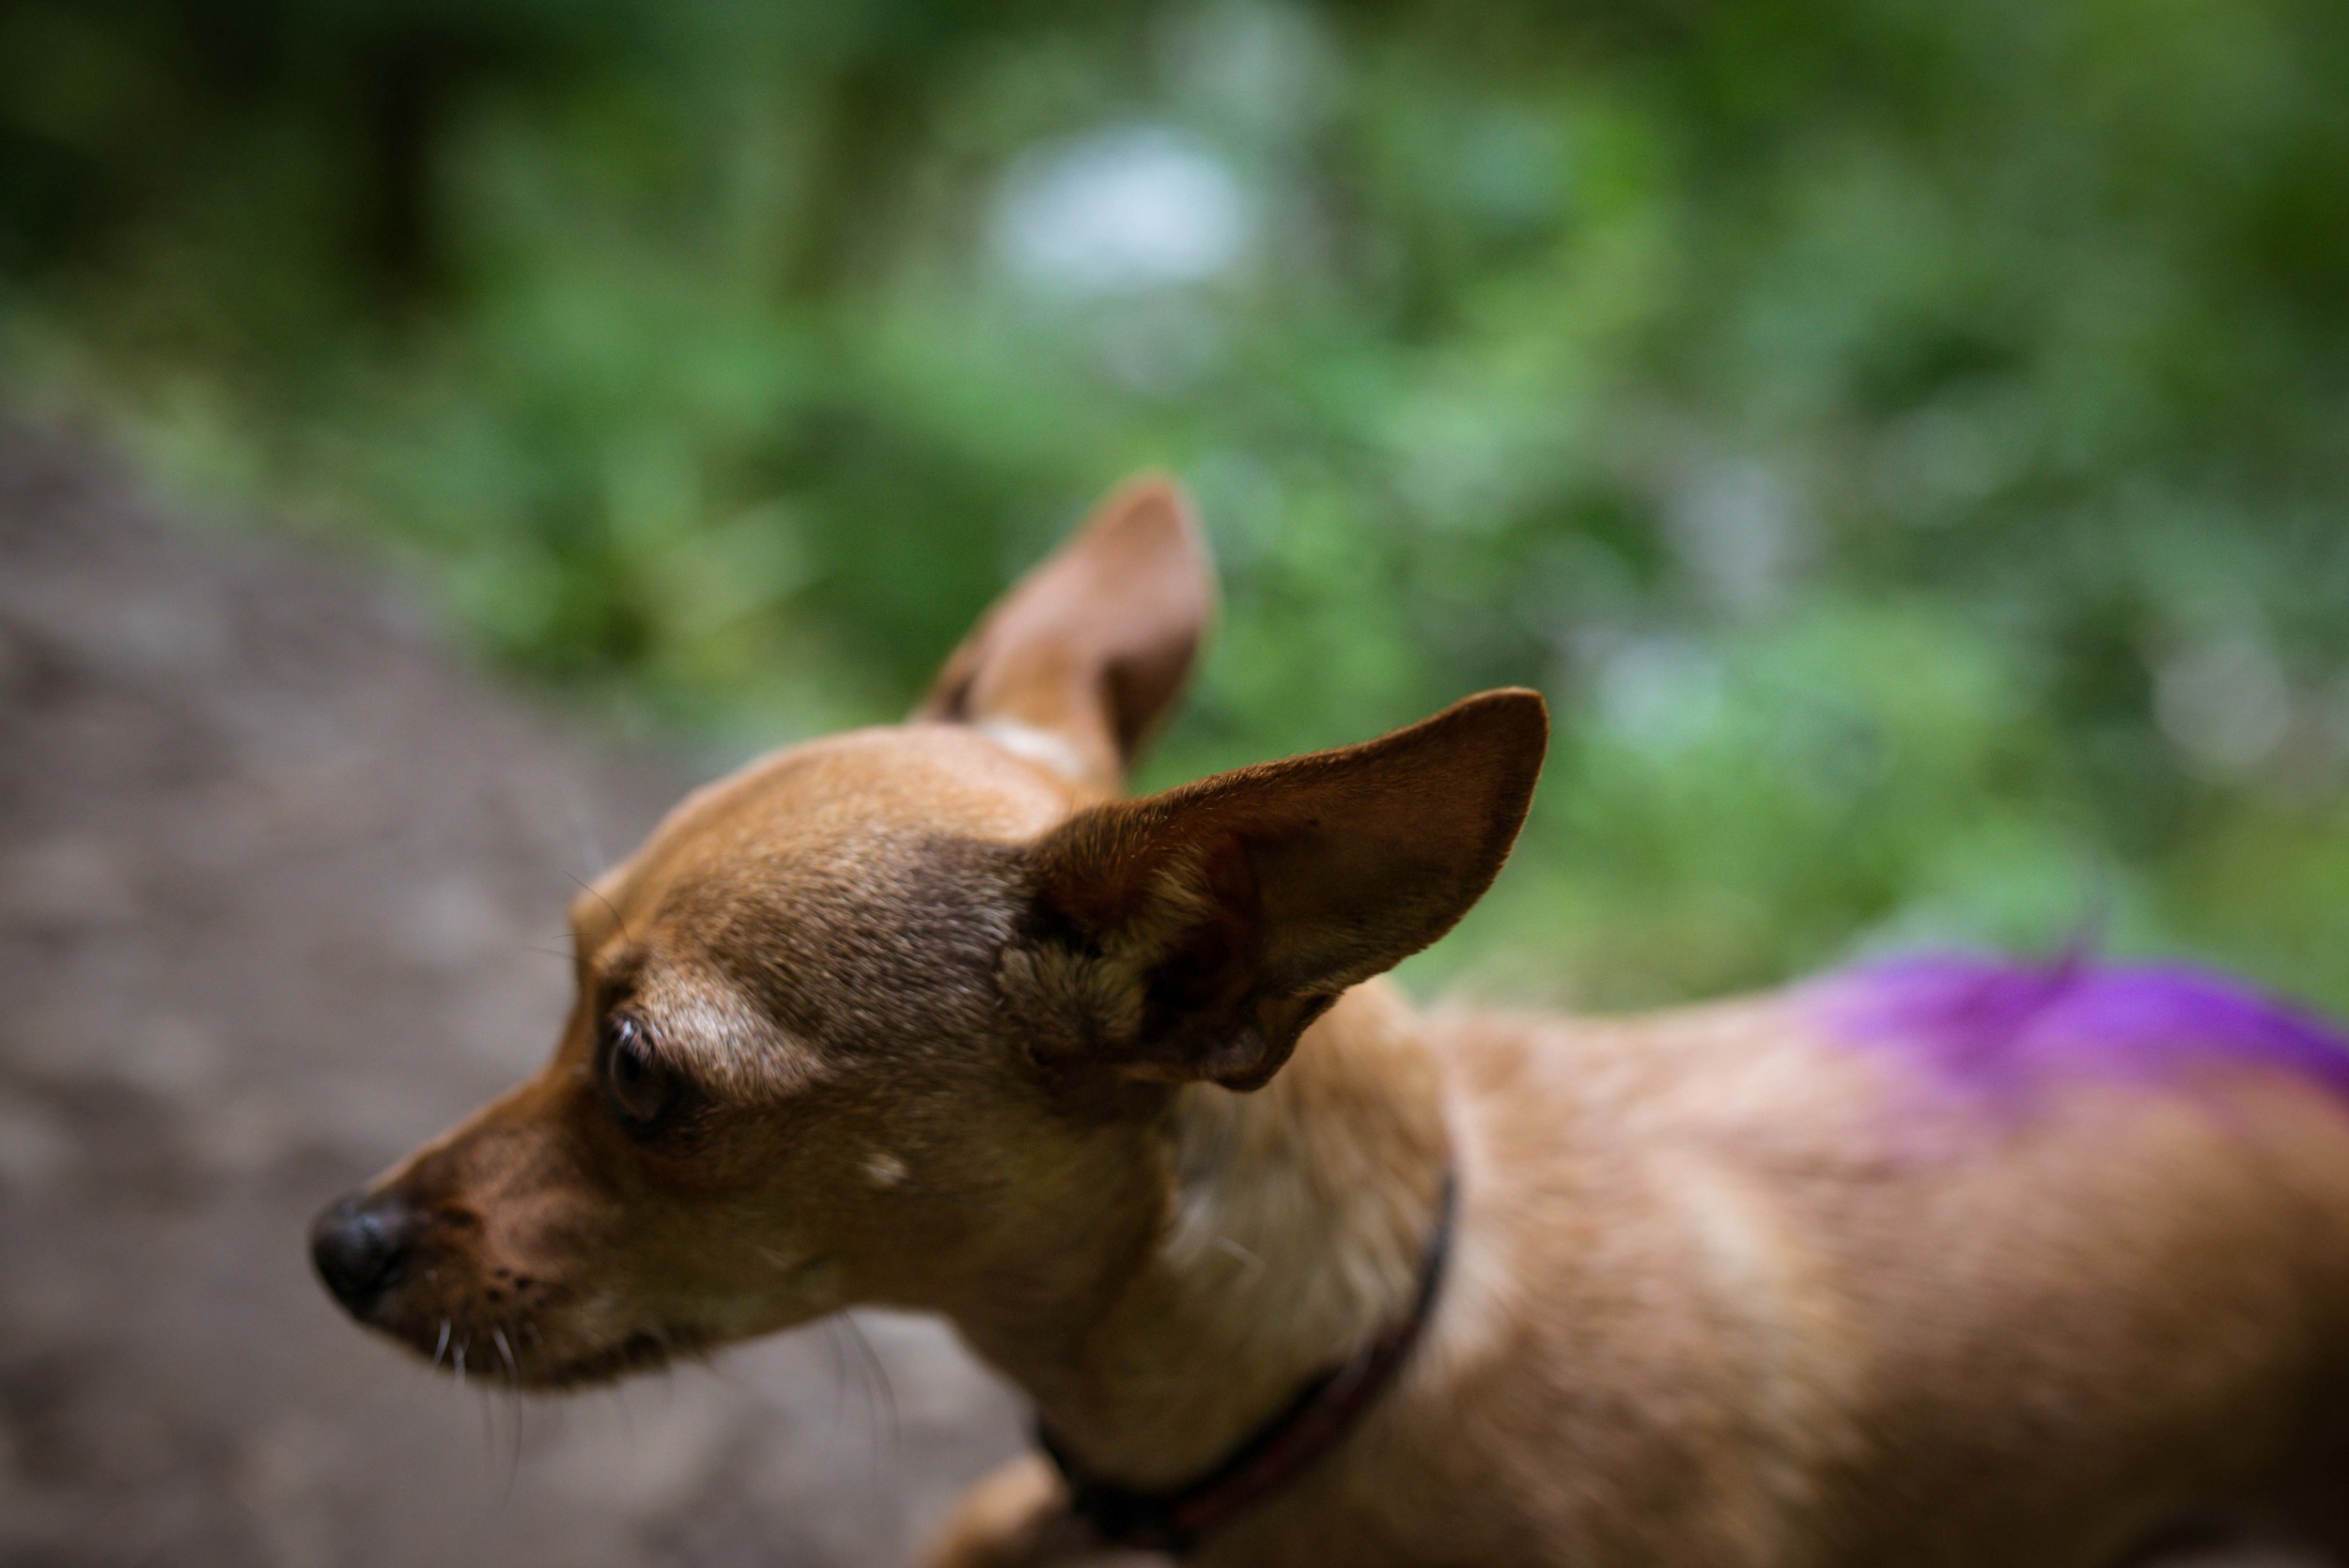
left=864, top=1151, right=910, bottom=1188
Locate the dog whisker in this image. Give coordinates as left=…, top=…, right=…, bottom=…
left=503, top=1383, right=527, bottom=1497
left=567, top=871, right=631, bottom=946
left=832, top=1314, right=878, bottom=1467
left=818, top=1316, right=851, bottom=1431
left=839, top=1312, right=900, bottom=1472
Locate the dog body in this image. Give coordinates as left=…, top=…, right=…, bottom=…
left=926, top=970, right=2349, bottom=1567
left=313, top=479, right=2349, bottom=1566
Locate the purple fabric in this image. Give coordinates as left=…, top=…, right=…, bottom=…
left=1808, top=951, right=2349, bottom=1103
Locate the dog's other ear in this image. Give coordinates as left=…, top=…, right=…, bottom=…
left=919, top=474, right=1215, bottom=793
left=1009, top=690, right=1548, bottom=1091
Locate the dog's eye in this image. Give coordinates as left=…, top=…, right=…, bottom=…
left=602, top=1017, right=690, bottom=1134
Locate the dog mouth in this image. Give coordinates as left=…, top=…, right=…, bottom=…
left=400, top=1313, right=713, bottom=1391
left=529, top=1324, right=712, bottom=1389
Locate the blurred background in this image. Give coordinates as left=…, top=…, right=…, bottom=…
left=3, top=0, right=2348, bottom=1563
left=8, top=0, right=2349, bottom=1007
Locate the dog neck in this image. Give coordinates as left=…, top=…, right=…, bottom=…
left=959, top=981, right=1454, bottom=1490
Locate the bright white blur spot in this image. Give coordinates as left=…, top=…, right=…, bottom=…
left=993, top=125, right=1251, bottom=296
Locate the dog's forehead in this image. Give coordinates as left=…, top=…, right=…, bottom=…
left=554, top=724, right=1077, bottom=1072
left=575, top=722, right=1076, bottom=943
left=672, top=722, right=1066, bottom=859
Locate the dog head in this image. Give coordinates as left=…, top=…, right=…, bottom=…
left=310, top=475, right=1546, bottom=1388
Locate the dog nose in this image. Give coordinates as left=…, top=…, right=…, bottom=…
left=310, top=1190, right=417, bottom=1316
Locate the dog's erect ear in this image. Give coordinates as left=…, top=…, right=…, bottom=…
left=918, top=474, right=1215, bottom=793
left=1006, top=690, right=1548, bottom=1091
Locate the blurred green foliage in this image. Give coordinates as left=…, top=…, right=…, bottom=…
left=6, top=0, right=2349, bottom=1009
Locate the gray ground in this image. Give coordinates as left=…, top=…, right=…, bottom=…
left=0, top=417, right=1024, bottom=1567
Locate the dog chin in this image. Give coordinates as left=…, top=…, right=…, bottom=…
left=379, top=1311, right=713, bottom=1391
left=522, top=1324, right=711, bottom=1389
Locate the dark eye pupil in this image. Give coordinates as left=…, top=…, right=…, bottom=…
left=603, top=1018, right=677, bottom=1128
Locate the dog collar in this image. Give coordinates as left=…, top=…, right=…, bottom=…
left=1036, top=1169, right=1458, bottom=1556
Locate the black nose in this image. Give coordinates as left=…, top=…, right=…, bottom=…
left=310, top=1190, right=417, bottom=1316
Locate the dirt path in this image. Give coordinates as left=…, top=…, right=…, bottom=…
left=0, top=417, right=1023, bottom=1567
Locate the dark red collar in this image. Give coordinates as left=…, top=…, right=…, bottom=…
left=1036, top=1171, right=1458, bottom=1556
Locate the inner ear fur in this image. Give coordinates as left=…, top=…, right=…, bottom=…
left=918, top=474, right=1215, bottom=793
left=1007, top=690, right=1549, bottom=1091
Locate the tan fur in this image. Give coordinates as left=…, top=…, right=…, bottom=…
left=316, top=479, right=2349, bottom=1567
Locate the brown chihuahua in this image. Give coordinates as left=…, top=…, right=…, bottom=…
left=315, top=477, right=2349, bottom=1566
